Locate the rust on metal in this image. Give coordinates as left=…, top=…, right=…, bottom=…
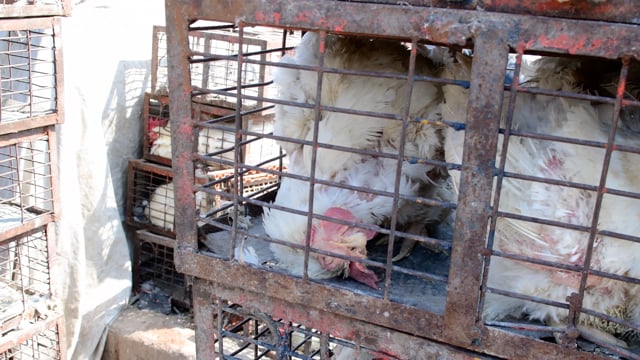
left=164, top=0, right=640, bottom=358
left=443, top=28, right=509, bottom=349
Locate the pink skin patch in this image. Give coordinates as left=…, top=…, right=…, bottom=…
left=311, top=207, right=378, bottom=288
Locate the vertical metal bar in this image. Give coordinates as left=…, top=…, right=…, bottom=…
left=303, top=30, right=327, bottom=281
left=151, top=25, right=161, bottom=94
left=572, top=57, right=631, bottom=332
left=444, top=30, right=509, bottom=348
left=166, top=2, right=198, bottom=261
left=52, top=17, right=64, bottom=125
left=56, top=314, right=67, bottom=360
left=383, top=38, right=418, bottom=300
left=46, top=126, right=59, bottom=221
left=193, top=278, right=217, bottom=360
left=27, top=29, right=33, bottom=118
left=230, top=23, right=247, bottom=260
left=202, top=30, right=212, bottom=91
left=477, top=45, right=525, bottom=319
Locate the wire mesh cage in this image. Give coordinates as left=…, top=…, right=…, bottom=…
left=126, top=159, right=281, bottom=237
left=209, top=301, right=398, bottom=359
left=133, top=229, right=191, bottom=312
left=0, top=225, right=54, bottom=336
left=0, top=18, right=63, bottom=134
left=0, top=127, right=56, bottom=243
left=0, top=1, right=70, bottom=18
left=151, top=24, right=293, bottom=107
left=142, top=91, right=251, bottom=168
left=166, top=1, right=640, bottom=359
left=0, top=316, right=64, bottom=360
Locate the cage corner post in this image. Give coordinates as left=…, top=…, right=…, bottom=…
left=443, top=26, right=510, bottom=350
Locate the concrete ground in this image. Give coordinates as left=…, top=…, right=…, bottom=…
left=102, top=305, right=196, bottom=360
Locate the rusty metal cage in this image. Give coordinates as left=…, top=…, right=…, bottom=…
left=134, top=229, right=191, bottom=309
left=194, top=278, right=496, bottom=359
left=151, top=24, right=295, bottom=106
left=165, top=1, right=640, bottom=359
left=0, top=315, right=65, bottom=360
left=142, top=91, right=243, bottom=168
left=0, top=0, right=70, bottom=18
left=0, top=224, right=56, bottom=337
left=0, top=18, right=63, bottom=134
left=0, top=127, right=56, bottom=243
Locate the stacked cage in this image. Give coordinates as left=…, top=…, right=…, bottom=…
left=0, top=6, right=66, bottom=357
left=166, top=0, right=640, bottom=359
left=127, top=24, right=285, bottom=311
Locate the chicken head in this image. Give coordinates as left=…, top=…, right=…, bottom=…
left=310, top=207, right=378, bottom=288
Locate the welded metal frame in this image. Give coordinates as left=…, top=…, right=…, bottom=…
left=0, top=17, right=65, bottom=134
left=0, top=126, right=59, bottom=242
left=0, top=0, right=70, bottom=18
left=165, top=0, right=640, bottom=358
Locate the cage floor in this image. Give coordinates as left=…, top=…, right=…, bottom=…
left=201, top=221, right=451, bottom=315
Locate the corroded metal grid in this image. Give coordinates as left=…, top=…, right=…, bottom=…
left=194, top=279, right=495, bottom=360
left=0, top=0, right=70, bottom=18
left=126, top=159, right=177, bottom=237
left=0, top=315, right=65, bottom=360
left=0, top=127, right=57, bottom=243
left=151, top=24, right=291, bottom=108
left=134, top=229, right=191, bottom=309
left=126, top=159, right=281, bottom=238
left=0, top=18, right=64, bottom=134
left=142, top=91, right=243, bottom=168
left=165, top=0, right=640, bottom=359
left=0, top=225, right=55, bottom=337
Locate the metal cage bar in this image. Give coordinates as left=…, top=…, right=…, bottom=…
left=166, top=0, right=640, bottom=359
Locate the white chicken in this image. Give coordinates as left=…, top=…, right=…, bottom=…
left=264, top=32, right=452, bottom=288
left=145, top=182, right=175, bottom=231
left=148, top=123, right=234, bottom=163
left=440, top=53, right=640, bottom=348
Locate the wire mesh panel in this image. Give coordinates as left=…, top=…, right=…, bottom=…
left=133, top=229, right=191, bottom=311
left=0, top=316, right=64, bottom=360
left=152, top=24, right=292, bottom=106
left=0, top=18, right=63, bottom=134
left=0, top=226, right=53, bottom=336
left=142, top=91, right=245, bottom=168
left=0, top=1, right=70, bottom=17
left=211, top=302, right=397, bottom=359
left=166, top=0, right=640, bottom=359
left=126, top=159, right=281, bottom=237
left=0, top=128, right=55, bottom=242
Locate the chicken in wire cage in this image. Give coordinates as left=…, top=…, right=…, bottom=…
left=164, top=0, right=640, bottom=358
left=440, top=48, right=640, bottom=353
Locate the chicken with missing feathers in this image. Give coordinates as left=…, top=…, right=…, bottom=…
left=264, top=32, right=452, bottom=288
left=440, top=53, right=640, bottom=349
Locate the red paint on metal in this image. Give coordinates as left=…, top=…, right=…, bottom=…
left=293, top=11, right=312, bottom=24
left=528, top=33, right=613, bottom=55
